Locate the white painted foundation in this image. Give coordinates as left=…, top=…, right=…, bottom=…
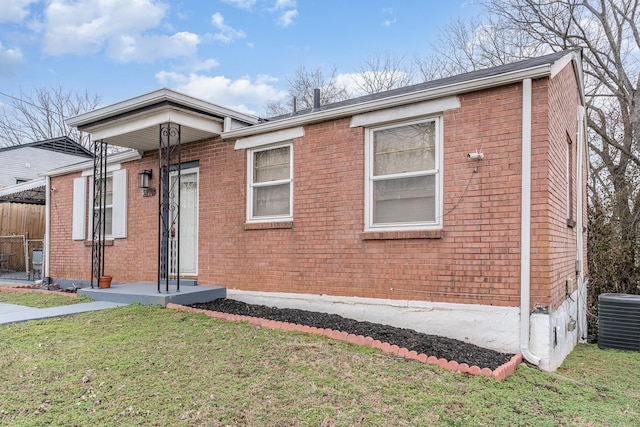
left=226, top=289, right=581, bottom=371
left=227, top=289, right=521, bottom=354
left=530, top=287, right=583, bottom=371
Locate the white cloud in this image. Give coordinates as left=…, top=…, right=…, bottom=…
left=271, top=0, right=296, bottom=10
left=336, top=70, right=412, bottom=96
left=381, top=7, right=395, bottom=27
left=268, top=0, right=297, bottom=28
left=382, top=18, right=396, bottom=27
left=41, top=0, right=168, bottom=56
left=192, top=58, right=220, bottom=72
left=211, top=12, right=247, bottom=43
left=221, top=0, right=257, bottom=10
left=277, top=9, right=298, bottom=28
left=0, top=0, right=38, bottom=23
left=107, top=31, right=200, bottom=62
left=334, top=72, right=365, bottom=96
left=0, top=42, right=24, bottom=76
left=155, top=71, right=287, bottom=115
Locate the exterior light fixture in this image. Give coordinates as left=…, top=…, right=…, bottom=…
left=138, top=169, right=152, bottom=189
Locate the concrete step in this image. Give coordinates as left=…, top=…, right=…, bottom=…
left=78, top=282, right=225, bottom=307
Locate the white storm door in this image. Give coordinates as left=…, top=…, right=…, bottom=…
left=170, top=168, right=199, bottom=277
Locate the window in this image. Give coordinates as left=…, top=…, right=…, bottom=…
left=566, top=133, right=576, bottom=228
left=72, top=168, right=127, bottom=240
left=248, top=143, right=293, bottom=221
left=366, top=118, right=441, bottom=230
left=93, top=175, right=113, bottom=237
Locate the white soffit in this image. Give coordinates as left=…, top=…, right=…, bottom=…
left=87, top=108, right=223, bottom=152
left=234, top=126, right=304, bottom=150
left=350, top=96, right=460, bottom=128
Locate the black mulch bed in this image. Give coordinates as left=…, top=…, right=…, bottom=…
left=189, top=299, right=514, bottom=370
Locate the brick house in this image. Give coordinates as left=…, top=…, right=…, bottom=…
left=46, top=49, right=586, bottom=371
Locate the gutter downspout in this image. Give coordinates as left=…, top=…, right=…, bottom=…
left=576, top=106, right=586, bottom=340
left=44, top=175, right=51, bottom=284
left=520, top=78, right=541, bottom=366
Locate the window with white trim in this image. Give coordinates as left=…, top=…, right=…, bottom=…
left=365, top=118, right=441, bottom=230
left=72, top=168, right=127, bottom=240
left=248, top=143, right=293, bottom=221
left=93, top=175, right=114, bottom=237
left=566, top=132, right=576, bottom=228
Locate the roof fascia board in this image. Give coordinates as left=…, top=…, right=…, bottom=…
left=549, top=51, right=585, bottom=106
left=44, top=150, right=142, bottom=177
left=88, top=107, right=223, bottom=141
left=67, top=88, right=258, bottom=128
left=223, top=63, right=553, bottom=140
left=565, top=51, right=586, bottom=106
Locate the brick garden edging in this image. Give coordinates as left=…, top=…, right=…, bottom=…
left=167, top=303, right=523, bottom=381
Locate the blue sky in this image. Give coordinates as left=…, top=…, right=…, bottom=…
left=0, top=0, right=481, bottom=117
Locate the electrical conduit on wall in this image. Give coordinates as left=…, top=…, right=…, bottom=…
left=520, top=78, right=541, bottom=366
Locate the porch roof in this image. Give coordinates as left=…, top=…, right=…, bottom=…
left=0, top=178, right=46, bottom=205
left=66, top=88, right=259, bottom=152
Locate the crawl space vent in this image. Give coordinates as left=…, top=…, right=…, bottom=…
left=598, top=293, right=640, bottom=352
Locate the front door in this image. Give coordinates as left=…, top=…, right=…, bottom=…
left=169, top=167, right=198, bottom=277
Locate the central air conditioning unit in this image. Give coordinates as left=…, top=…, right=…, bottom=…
left=598, top=293, right=640, bottom=352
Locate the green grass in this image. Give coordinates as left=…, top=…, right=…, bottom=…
left=0, top=304, right=638, bottom=426
left=0, top=291, right=93, bottom=308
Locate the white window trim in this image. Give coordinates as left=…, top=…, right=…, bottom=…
left=86, top=169, right=128, bottom=240
left=235, top=127, right=304, bottom=150
left=247, top=142, right=294, bottom=223
left=364, top=116, right=443, bottom=231
left=566, top=138, right=571, bottom=219
left=351, top=96, right=459, bottom=128
left=81, top=162, right=121, bottom=176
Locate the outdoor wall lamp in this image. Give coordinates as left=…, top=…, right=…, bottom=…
left=138, top=169, right=152, bottom=189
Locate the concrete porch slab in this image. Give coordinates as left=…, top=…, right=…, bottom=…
left=78, top=282, right=226, bottom=307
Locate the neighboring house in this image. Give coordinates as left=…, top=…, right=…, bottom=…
left=0, top=137, right=93, bottom=189
left=0, top=137, right=92, bottom=277
left=47, top=49, right=587, bottom=371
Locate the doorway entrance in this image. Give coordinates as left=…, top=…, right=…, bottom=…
left=169, top=167, right=198, bottom=277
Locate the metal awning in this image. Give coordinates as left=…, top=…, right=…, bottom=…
left=0, top=178, right=46, bottom=205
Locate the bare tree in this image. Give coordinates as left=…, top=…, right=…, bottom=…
left=419, top=0, right=640, bottom=322
left=265, top=66, right=351, bottom=117
left=266, top=53, right=418, bottom=117
left=484, top=0, right=640, bottom=299
left=416, top=16, right=551, bottom=81
left=0, top=84, right=101, bottom=149
left=354, top=52, right=416, bottom=94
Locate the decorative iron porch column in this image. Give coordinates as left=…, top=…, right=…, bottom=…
left=158, top=123, right=181, bottom=293
left=91, top=139, right=108, bottom=288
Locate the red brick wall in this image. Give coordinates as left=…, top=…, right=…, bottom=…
left=49, top=172, right=87, bottom=280
left=543, top=64, right=583, bottom=310
left=49, top=66, right=583, bottom=309
left=49, top=155, right=160, bottom=283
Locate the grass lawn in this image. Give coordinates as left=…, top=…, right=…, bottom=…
left=0, top=290, right=94, bottom=308
left=0, top=303, right=638, bottom=426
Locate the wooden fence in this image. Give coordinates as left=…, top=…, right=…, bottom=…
left=0, top=203, right=45, bottom=273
